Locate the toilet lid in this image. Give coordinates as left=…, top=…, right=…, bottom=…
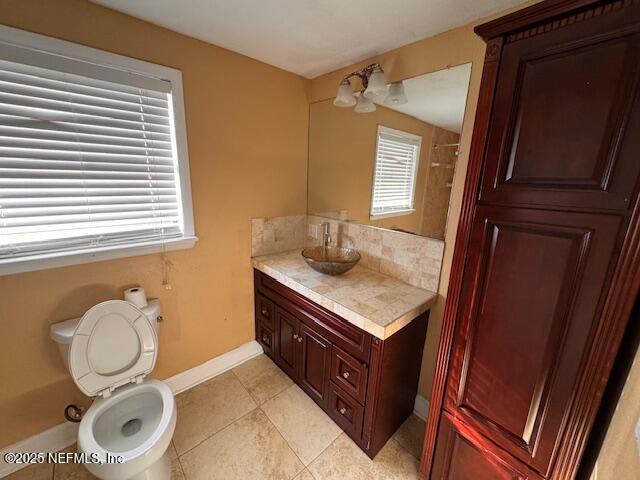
left=69, top=300, right=157, bottom=398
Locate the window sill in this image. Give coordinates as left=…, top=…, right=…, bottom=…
left=370, top=209, right=416, bottom=221
left=0, top=236, right=198, bottom=276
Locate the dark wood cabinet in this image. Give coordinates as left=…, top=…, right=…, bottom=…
left=274, top=308, right=299, bottom=380
left=298, top=322, right=332, bottom=408
left=445, top=206, right=622, bottom=474
left=254, top=269, right=429, bottom=458
left=431, top=412, right=543, bottom=480
left=422, top=1, right=640, bottom=479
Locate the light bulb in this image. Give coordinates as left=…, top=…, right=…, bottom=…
left=333, top=80, right=356, bottom=107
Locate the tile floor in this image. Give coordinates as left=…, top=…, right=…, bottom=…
left=6, top=354, right=426, bottom=480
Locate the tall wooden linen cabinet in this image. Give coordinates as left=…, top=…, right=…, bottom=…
left=420, top=1, right=640, bottom=479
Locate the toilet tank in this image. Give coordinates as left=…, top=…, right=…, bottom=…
left=50, top=299, right=161, bottom=372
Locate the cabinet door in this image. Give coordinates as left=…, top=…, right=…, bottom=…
left=478, top=13, right=640, bottom=211
left=275, top=308, right=299, bottom=381
left=431, top=412, right=542, bottom=480
left=445, top=205, right=621, bottom=474
left=298, top=323, right=332, bottom=407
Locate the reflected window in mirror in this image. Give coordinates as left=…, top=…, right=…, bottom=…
left=308, top=63, right=472, bottom=240
left=370, top=126, right=422, bottom=220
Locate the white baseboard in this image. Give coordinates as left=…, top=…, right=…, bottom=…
left=0, top=422, right=79, bottom=478
left=164, top=340, right=263, bottom=395
left=413, top=394, right=429, bottom=421
left=0, top=340, right=263, bottom=478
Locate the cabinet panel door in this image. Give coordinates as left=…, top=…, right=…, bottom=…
left=445, top=205, right=622, bottom=474
left=299, top=323, right=332, bottom=407
left=275, top=308, right=299, bottom=381
left=478, top=10, right=640, bottom=211
left=431, top=412, right=542, bottom=480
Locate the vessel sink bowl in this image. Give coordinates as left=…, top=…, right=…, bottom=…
left=301, top=246, right=361, bottom=276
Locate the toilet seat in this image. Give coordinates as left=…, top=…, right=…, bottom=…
left=69, top=300, right=157, bottom=398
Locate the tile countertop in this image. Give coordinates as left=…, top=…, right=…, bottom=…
left=251, top=249, right=438, bottom=340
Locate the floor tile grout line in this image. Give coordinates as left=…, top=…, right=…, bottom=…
left=176, top=359, right=291, bottom=461
left=305, top=432, right=345, bottom=477
left=257, top=405, right=307, bottom=479
left=173, top=370, right=259, bottom=457
left=394, top=434, right=422, bottom=461
left=172, top=440, right=188, bottom=480
left=230, top=366, right=292, bottom=407
left=176, top=404, right=259, bottom=460
left=177, top=455, right=188, bottom=480
left=259, top=383, right=343, bottom=470
left=389, top=436, right=423, bottom=467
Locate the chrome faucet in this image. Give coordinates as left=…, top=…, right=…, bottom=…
left=320, top=222, right=332, bottom=248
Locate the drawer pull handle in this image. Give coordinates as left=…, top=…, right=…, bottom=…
left=342, top=371, right=350, bottom=379
left=339, top=407, right=347, bottom=415
left=293, top=334, right=298, bottom=339
left=297, top=336, right=303, bottom=343
left=261, top=309, right=268, bottom=316
left=262, top=334, right=268, bottom=343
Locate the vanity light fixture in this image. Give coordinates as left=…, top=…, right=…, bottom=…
left=333, top=63, right=406, bottom=113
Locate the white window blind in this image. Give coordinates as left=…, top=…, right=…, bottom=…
left=0, top=30, right=195, bottom=274
left=370, top=126, right=422, bottom=219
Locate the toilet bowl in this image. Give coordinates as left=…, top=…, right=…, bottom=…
left=51, top=298, right=176, bottom=480
left=79, top=380, right=176, bottom=480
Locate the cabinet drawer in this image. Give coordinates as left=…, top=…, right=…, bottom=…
left=256, top=321, right=274, bottom=359
left=328, top=381, right=364, bottom=439
left=331, top=346, right=368, bottom=404
left=255, top=293, right=275, bottom=330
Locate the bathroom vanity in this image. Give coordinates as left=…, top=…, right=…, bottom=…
left=252, top=250, right=437, bottom=458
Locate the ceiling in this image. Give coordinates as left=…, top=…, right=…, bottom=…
left=91, top=0, right=523, bottom=78
left=379, top=63, right=472, bottom=133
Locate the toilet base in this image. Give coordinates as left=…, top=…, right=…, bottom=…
left=91, top=448, right=172, bottom=480
left=129, top=448, right=171, bottom=480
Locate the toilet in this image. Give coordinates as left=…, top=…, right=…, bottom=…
left=50, top=299, right=176, bottom=480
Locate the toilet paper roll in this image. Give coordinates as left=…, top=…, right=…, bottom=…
left=124, top=287, right=148, bottom=308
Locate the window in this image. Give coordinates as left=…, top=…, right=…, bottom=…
left=370, top=125, right=422, bottom=219
left=0, top=26, right=196, bottom=275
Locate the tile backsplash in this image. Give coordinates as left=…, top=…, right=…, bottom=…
left=251, top=214, right=306, bottom=257
left=307, top=215, right=444, bottom=291
left=251, top=214, right=444, bottom=292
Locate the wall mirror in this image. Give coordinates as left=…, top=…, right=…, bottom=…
left=307, top=63, right=472, bottom=240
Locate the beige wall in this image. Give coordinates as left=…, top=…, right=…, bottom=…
left=0, top=0, right=309, bottom=447
left=310, top=1, right=535, bottom=398
left=308, top=98, right=435, bottom=234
